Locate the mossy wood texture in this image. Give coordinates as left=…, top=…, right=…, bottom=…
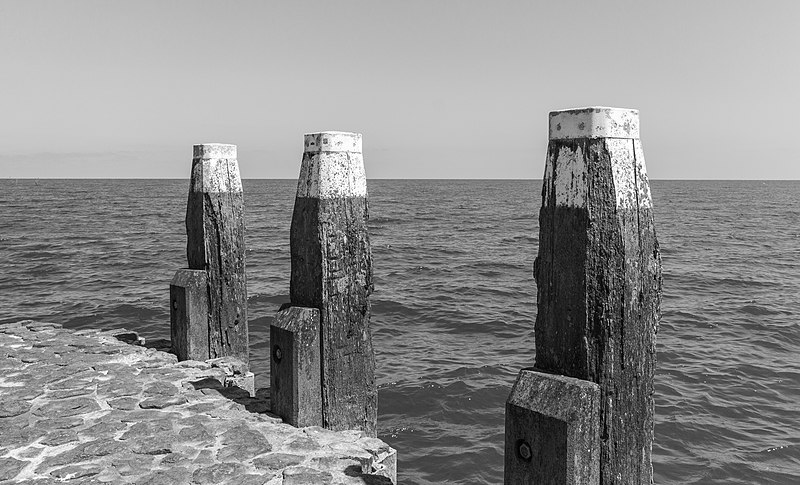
left=270, top=306, right=323, bottom=428
left=534, top=136, right=662, bottom=484
left=290, top=195, right=377, bottom=436
left=185, top=145, right=249, bottom=368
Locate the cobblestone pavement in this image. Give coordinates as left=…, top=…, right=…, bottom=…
left=0, top=321, right=396, bottom=484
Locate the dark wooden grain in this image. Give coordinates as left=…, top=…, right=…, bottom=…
left=185, top=158, right=249, bottom=368
left=506, top=403, right=567, bottom=484
left=169, top=269, right=209, bottom=361
left=534, top=138, right=662, bottom=484
left=290, top=195, right=377, bottom=436
left=270, top=306, right=322, bottom=427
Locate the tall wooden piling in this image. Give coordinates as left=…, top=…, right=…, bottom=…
left=506, top=107, right=662, bottom=484
left=289, top=131, right=377, bottom=436
left=183, top=143, right=249, bottom=367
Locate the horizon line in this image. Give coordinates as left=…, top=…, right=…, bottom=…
left=3, top=177, right=800, bottom=182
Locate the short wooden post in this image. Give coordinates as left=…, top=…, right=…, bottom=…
left=170, top=269, right=209, bottom=361
left=506, top=107, right=662, bottom=483
left=290, top=131, right=377, bottom=436
left=270, top=306, right=322, bottom=427
left=181, top=143, right=249, bottom=367
left=506, top=369, right=600, bottom=484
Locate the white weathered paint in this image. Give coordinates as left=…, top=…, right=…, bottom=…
left=605, top=139, right=640, bottom=209
left=545, top=138, right=652, bottom=210
left=549, top=107, right=639, bottom=140
left=633, top=140, right=654, bottom=209
left=304, top=132, right=362, bottom=153
left=545, top=144, right=588, bottom=208
left=297, top=132, right=367, bottom=198
left=190, top=143, right=243, bottom=193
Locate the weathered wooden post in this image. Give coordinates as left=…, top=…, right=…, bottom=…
left=170, top=143, right=249, bottom=371
left=286, top=131, right=377, bottom=436
left=505, top=107, right=662, bottom=484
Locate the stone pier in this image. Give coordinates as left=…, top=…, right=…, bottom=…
left=0, top=320, right=396, bottom=484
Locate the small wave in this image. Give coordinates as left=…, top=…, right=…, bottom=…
left=372, top=299, right=422, bottom=318
left=370, top=216, right=403, bottom=224
left=247, top=293, right=288, bottom=306
left=739, top=304, right=781, bottom=316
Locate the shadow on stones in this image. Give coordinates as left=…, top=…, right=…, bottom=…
left=112, top=332, right=171, bottom=353
left=143, top=338, right=172, bottom=352
left=188, top=377, right=277, bottom=417
left=343, top=465, right=394, bottom=484
left=113, top=332, right=143, bottom=345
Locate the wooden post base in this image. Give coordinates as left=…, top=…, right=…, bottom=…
left=270, top=306, right=322, bottom=427
left=170, top=269, right=209, bottom=362
left=505, top=369, right=600, bottom=485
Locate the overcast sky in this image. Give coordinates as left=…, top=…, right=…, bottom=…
left=1, top=1, right=798, bottom=179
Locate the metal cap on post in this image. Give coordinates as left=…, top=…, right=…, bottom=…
left=548, top=107, right=640, bottom=140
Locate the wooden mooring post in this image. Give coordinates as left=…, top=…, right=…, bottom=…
left=505, top=107, right=662, bottom=484
left=170, top=143, right=250, bottom=372
left=271, top=131, right=377, bottom=436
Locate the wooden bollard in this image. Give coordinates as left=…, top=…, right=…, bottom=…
left=290, top=131, right=377, bottom=435
left=519, top=107, right=662, bottom=483
left=506, top=369, right=600, bottom=484
left=270, top=306, right=322, bottom=427
left=183, top=143, right=249, bottom=367
left=170, top=269, right=209, bottom=361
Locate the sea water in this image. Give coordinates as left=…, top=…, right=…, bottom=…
left=1, top=179, right=798, bottom=484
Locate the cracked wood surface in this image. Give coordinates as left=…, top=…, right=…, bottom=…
left=535, top=127, right=662, bottom=484
left=290, top=133, right=377, bottom=436
left=186, top=144, right=249, bottom=367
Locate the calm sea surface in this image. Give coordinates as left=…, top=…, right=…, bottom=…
left=1, top=179, right=798, bottom=484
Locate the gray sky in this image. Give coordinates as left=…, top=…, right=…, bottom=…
left=1, top=1, right=798, bottom=179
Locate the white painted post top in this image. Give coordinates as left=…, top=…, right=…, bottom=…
left=549, top=107, right=639, bottom=140
left=304, top=132, right=362, bottom=153
left=297, top=132, right=367, bottom=198
left=190, top=144, right=242, bottom=193
left=193, top=144, right=237, bottom=159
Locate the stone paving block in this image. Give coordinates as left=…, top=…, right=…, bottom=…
left=226, top=370, right=255, bottom=397
left=0, top=320, right=399, bottom=484
left=283, top=465, right=334, bottom=485
left=0, top=457, right=28, bottom=481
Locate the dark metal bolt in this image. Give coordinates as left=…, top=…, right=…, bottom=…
left=518, top=440, right=532, bottom=461
left=273, top=345, right=283, bottom=363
